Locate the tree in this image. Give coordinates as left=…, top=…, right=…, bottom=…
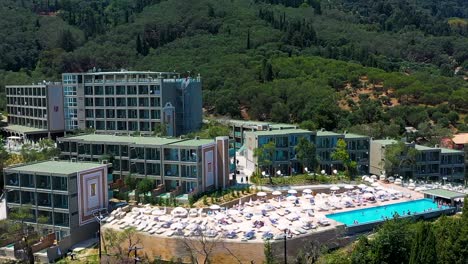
left=253, top=141, right=276, bottom=184
left=246, top=28, right=251, bottom=49
left=383, top=142, right=418, bottom=178
left=330, top=139, right=355, bottom=179
left=182, top=229, right=242, bottom=264
left=137, top=177, right=154, bottom=201
left=294, top=137, right=317, bottom=174
left=409, top=222, right=437, bottom=264
left=124, top=174, right=138, bottom=191
left=153, top=123, right=167, bottom=137
left=136, top=34, right=143, bottom=54
left=58, top=29, right=76, bottom=52
left=264, top=240, right=276, bottom=264
left=9, top=205, right=36, bottom=264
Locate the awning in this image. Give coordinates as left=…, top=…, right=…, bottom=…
left=422, top=188, right=466, bottom=200
left=2, top=125, right=48, bottom=135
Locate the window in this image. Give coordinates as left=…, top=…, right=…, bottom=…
left=66, top=98, right=77, bottom=107
left=66, top=109, right=78, bottom=118
left=90, top=183, right=96, bottom=196
left=63, top=74, right=77, bottom=84
left=64, top=86, right=77, bottom=96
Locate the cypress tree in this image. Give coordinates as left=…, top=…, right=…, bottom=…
left=246, top=28, right=251, bottom=49
left=136, top=35, right=143, bottom=54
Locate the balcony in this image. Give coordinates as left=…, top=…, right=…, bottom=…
left=52, top=176, right=68, bottom=192
left=37, top=175, right=51, bottom=190
left=53, top=194, right=68, bottom=209
left=37, top=193, right=52, bottom=207
left=164, top=164, right=179, bottom=177
left=164, top=149, right=179, bottom=161
left=5, top=173, right=19, bottom=187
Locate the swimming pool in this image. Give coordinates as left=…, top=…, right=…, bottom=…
left=326, top=199, right=448, bottom=226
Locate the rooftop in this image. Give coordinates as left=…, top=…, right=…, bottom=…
left=452, top=133, right=468, bottom=145
left=5, top=161, right=106, bottom=175
left=60, top=134, right=215, bottom=147
left=66, top=71, right=179, bottom=76
left=439, top=148, right=464, bottom=154
left=221, top=119, right=296, bottom=129
left=422, top=188, right=466, bottom=199
left=415, top=145, right=439, bottom=151
left=344, top=133, right=368, bottom=139
left=2, top=125, right=48, bottom=134
left=246, top=129, right=312, bottom=137
left=60, top=134, right=184, bottom=146
left=168, top=138, right=215, bottom=147
left=316, top=130, right=343, bottom=137
left=372, top=139, right=398, bottom=146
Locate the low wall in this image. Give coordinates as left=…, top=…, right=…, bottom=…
left=103, top=225, right=348, bottom=264
left=346, top=207, right=456, bottom=235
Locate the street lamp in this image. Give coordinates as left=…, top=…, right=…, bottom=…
left=283, top=229, right=287, bottom=264
left=129, top=246, right=143, bottom=264
left=93, top=209, right=108, bottom=262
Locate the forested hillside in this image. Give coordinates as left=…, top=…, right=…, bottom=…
left=0, top=0, right=467, bottom=139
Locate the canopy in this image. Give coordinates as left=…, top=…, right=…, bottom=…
left=272, top=191, right=282, bottom=196
left=256, top=192, right=267, bottom=197
left=209, top=204, right=221, bottom=210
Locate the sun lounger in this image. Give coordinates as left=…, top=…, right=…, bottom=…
left=318, top=219, right=330, bottom=226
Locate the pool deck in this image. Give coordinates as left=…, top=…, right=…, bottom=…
left=102, top=182, right=440, bottom=263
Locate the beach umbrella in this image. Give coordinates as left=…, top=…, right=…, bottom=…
left=375, top=186, right=384, bottom=190
left=388, top=176, right=395, bottom=182
left=215, top=213, right=227, bottom=220
left=371, top=182, right=380, bottom=187
left=376, top=190, right=387, bottom=196
left=358, top=184, right=367, bottom=189
left=394, top=179, right=402, bottom=185
left=288, top=189, right=298, bottom=194
left=257, top=192, right=267, bottom=197
left=363, top=193, right=374, bottom=199
left=302, top=204, right=314, bottom=210
left=228, top=209, right=240, bottom=215
left=332, top=169, right=338, bottom=175
left=210, top=204, right=221, bottom=210
left=330, top=186, right=340, bottom=191
left=287, top=196, right=297, bottom=201
left=380, top=175, right=386, bottom=181
left=303, top=194, right=314, bottom=199
left=321, top=170, right=326, bottom=175
left=302, top=189, right=312, bottom=194
left=414, top=187, right=426, bottom=192
left=371, top=175, right=378, bottom=180
left=365, top=187, right=375, bottom=192
left=260, top=225, right=271, bottom=233
left=344, top=185, right=354, bottom=190
left=272, top=191, right=282, bottom=196
left=341, top=196, right=353, bottom=203
left=277, top=223, right=289, bottom=231
left=251, top=214, right=263, bottom=221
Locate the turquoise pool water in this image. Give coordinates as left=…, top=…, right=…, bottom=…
left=326, top=199, right=448, bottom=226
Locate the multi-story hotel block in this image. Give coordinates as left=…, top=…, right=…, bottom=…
left=369, top=139, right=465, bottom=182
left=218, top=119, right=298, bottom=150
left=57, top=134, right=231, bottom=199
left=4, top=161, right=110, bottom=248
left=4, top=83, right=65, bottom=139
left=62, top=71, right=202, bottom=136
left=243, top=128, right=370, bottom=176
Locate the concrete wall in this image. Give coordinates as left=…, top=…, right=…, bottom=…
left=369, top=141, right=384, bottom=175
left=47, top=84, right=65, bottom=131
left=103, top=225, right=347, bottom=264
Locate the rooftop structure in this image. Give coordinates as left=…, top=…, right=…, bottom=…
left=58, top=135, right=232, bottom=198
left=62, top=71, right=202, bottom=136
left=4, top=83, right=64, bottom=139
left=4, top=160, right=110, bottom=261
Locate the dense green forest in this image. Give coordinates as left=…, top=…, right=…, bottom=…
left=0, top=0, right=467, bottom=139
